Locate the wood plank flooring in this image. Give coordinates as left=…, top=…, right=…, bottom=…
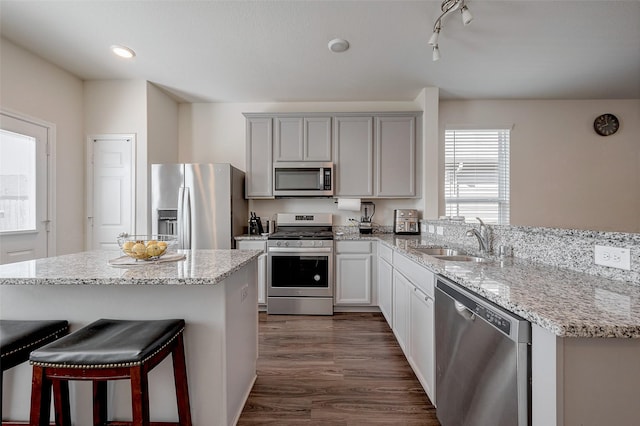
left=238, top=312, right=440, bottom=425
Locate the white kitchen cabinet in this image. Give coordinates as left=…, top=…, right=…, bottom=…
left=245, top=116, right=273, bottom=198
left=335, top=241, right=374, bottom=305
left=375, top=115, right=416, bottom=197
left=236, top=240, right=267, bottom=305
left=409, top=283, right=436, bottom=403
left=392, top=250, right=436, bottom=403
left=392, top=269, right=411, bottom=353
left=333, top=113, right=418, bottom=198
left=274, top=116, right=332, bottom=162
left=377, top=243, right=394, bottom=327
left=333, top=116, right=374, bottom=197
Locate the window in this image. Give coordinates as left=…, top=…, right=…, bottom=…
left=0, top=129, right=37, bottom=232
left=444, top=128, right=510, bottom=225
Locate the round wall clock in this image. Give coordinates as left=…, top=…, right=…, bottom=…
left=593, top=113, right=620, bottom=136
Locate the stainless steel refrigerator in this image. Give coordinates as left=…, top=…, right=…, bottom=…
left=151, top=163, right=247, bottom=249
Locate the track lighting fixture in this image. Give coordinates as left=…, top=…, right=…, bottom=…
left=428, top=0, right=474, bottom=61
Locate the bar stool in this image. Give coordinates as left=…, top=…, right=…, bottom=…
left=29, top=318, right=192, bottom=426
left=1, top=319, right=69, bottom=426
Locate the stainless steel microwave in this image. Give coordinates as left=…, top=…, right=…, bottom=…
left=273, top=162, right=334, bottom=197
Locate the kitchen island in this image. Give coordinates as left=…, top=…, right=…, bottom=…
left=0, top=249, right=262, bottom=425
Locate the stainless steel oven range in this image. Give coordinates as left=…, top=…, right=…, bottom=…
left=267, top=213, right=334, bottom=315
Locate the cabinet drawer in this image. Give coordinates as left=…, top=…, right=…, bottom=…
left=393, top=252, right=434, bottom=298
left=237, top=240, right=267, bottom=251
left=336, top=241, right=372, bottom=254
left=378, top=242, right=393, bottom=263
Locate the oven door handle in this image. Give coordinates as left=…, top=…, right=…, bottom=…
left=268, top=247, right=333, bottom=254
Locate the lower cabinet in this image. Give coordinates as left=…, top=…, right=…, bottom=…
left=391, top=251, right=436, bottom=404
left=236, top=240, right=267, bottom=305
left=409, top=284, right=436, bottom=404
left=335, top=241, right=374, bottom=305
left=377, top=255, right=393, bottom=326
left=392, top=269, right=412, bottom=353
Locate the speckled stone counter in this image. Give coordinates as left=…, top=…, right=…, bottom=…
left=0, top=249, right=263, bottom=286
left=338, top=232, right=640, bottom=338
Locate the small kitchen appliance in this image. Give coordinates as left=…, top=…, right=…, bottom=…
left=273, top=162, right=334, bottom=197
left=359, top=202, right=375, bottom=234
left=267, top=213, right=334, bottom=315
left=393, top=209, right=419, bottom=235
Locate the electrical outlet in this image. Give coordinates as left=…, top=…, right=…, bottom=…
left=428, top=225, right=435, bottom=234
left=436, top=226, right=444, bottom=236
left=241, top=285, right=249, bottom=302
left=594, top=245, right=631, bottom=270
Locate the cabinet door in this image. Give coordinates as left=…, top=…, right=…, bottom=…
left=378, top=257, right=393, bottom=327
left=333, top=116, right=374, bottom=197
left=246, top=118, right=273, bottom=198
left=410, top=285, right=436, bottom=403
left=335, top=253, right=372, bottom=305
left=392, top=269, right=411, bottom=353
left=304, top=117, right=332, bottom=161
left=375, top=115, right=416, bottom=197
left=274, top=117, right=304, bottom=162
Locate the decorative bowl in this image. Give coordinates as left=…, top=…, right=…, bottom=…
left=117, top=234, right=177, bottom=260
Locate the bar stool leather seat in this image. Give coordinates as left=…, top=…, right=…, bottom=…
left=1, top=320, right=69, bottom=426
left=1, top=320, right=69, bottom=370
left=29, top=318, right=192, bottom=426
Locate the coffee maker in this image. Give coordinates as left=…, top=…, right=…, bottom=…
left=359, top=202, right=375, bottom=234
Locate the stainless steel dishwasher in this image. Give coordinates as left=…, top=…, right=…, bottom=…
left=435, top=276, right=531, bottom=426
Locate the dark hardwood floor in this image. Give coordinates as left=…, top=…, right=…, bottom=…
left=238, top=312, right=440, bottom=425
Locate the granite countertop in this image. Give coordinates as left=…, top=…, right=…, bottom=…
left=0, top=249, right=263, bottom=286
left=340, top=233, right=640, bottom=338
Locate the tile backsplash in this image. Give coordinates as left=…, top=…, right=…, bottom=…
left=421, top=220, right=640, bottom=284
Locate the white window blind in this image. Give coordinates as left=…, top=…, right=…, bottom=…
left=444, top=128, right=510, bottom=225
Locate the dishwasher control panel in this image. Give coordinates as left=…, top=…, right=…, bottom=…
left=474, top=305, right=511, bottom=335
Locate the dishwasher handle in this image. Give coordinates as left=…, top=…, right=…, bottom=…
left=455, top=301, right=475, bottom=321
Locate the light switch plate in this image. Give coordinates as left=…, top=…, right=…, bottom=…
left=428, top=225, right=435, bottom=234
left=436, top=226, right=444, bottom=236
left=594, top=245, right=631, bottom=270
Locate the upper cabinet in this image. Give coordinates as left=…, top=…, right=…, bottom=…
left=274, top=116, right=332, bottom=162
left=375, top=115, right=416, bottom=197
left=245, top=116, right=273, bottom=198
left=244, top=112, right=419, bottom=199
left=333, top=116, right=374, bottom=197
left=334, top=113, right=418, bottom=198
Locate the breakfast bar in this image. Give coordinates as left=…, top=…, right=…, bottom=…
left=0, top=249, right=262, bottom=425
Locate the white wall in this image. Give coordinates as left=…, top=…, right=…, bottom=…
left=0, top=37, right=85, bottom=255
left=439, top=100, right=640, bottom=233
left=178, top=100, right=426, bottom=226
left=84, top=80, right=149, bottom=234
left=147, top=82, right=179, bottom=165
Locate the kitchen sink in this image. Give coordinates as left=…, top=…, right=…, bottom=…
left=414, top=247, right=464, bottom=256
left=433, top=255, right=489, bottom=262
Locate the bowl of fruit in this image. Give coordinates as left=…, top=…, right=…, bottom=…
left=117, top=234, right=177, bottom=260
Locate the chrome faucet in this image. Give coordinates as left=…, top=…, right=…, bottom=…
left=466, top=217, right=490, bottom=253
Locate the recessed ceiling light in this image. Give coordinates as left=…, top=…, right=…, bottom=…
left=328, top=38, right=350, bottom=53
left=110, top=45, right=136, bottom=59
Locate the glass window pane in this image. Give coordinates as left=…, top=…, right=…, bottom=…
left=0, top=129, right=37, bottom=232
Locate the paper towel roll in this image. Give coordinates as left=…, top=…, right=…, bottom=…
left=337, top=198, right=361, bottom=211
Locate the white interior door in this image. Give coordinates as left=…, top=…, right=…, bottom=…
left=0, top=113, right=50, bottom=264
left=87, top=135, right=135, bottom=250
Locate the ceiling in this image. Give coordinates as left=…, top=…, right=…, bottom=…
left=1, top=0, right=639, bottom=103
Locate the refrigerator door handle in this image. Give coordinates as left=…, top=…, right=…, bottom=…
left=177, top=187, right=185, bottom=249
left=183, top=187, right=192, bottom=249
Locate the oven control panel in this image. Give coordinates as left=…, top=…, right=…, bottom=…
left=269, top=240, right=333, bottom=248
